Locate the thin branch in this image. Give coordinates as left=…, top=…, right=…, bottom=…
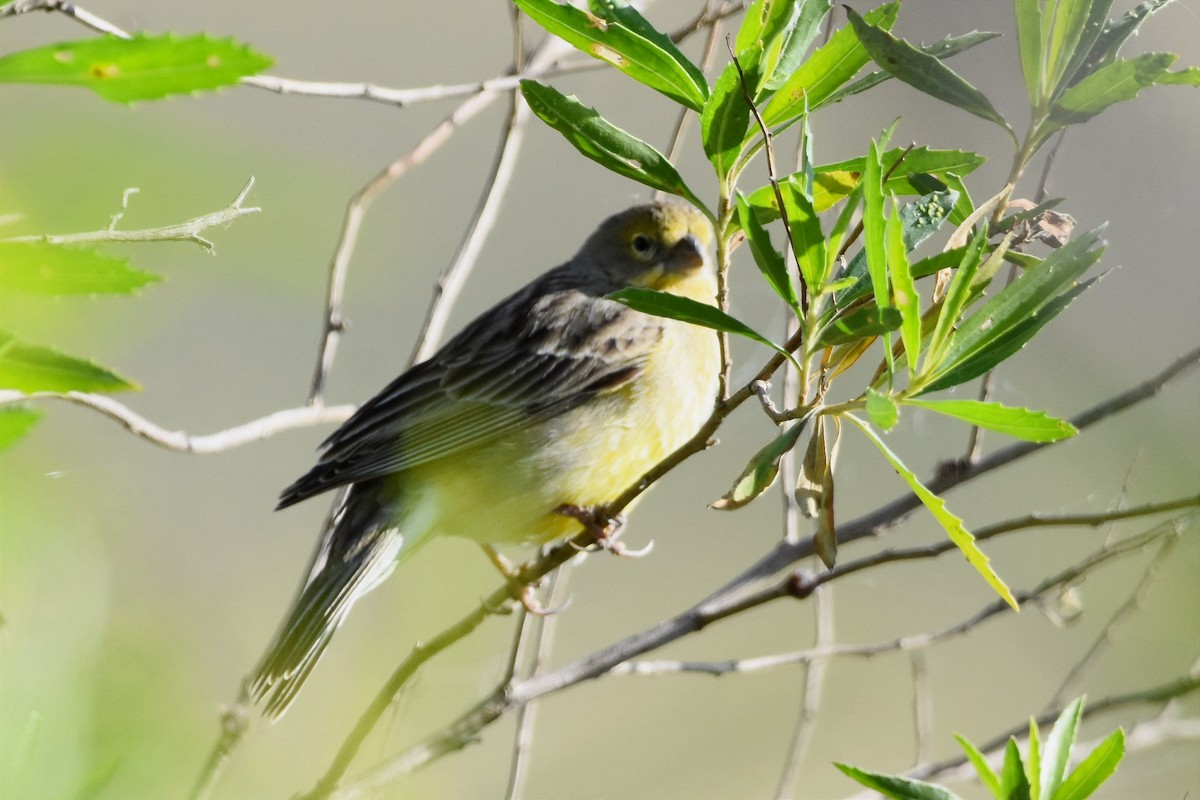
left=305, top=353, right=1198, bottom=798
left=1, top=178, right=259, bottom=254
left=503, top=561, right=572, bottom=800
left=328, top=501, right=1193, bottom=798
left=909, top=650, right=933, bottom=766
left=615, top=504, right=1195, bottom=678
left=408, top=65, right=535, bottom=363
left=0, top=391, right=354, bottom=454
left=771, top=580, right=834, bottom=800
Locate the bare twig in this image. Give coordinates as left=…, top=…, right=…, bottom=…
left=326, top=501, right=1195, bottom=798
left=503, top=562, right=572, bottom=800
left=0, top=391, right=354, bottom=454
left=408, top=65, right=535, bottom=363
left=1, top=178, right=259, bottom=254
left=771, top=580, right=834, bottom=800
left=909, top=650, right=934, bottom=766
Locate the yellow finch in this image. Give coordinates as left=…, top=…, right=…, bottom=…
left=249, top=200, right=719, bottom=717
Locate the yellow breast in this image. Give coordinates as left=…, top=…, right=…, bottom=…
left=408, top=275, right=720, bottom=547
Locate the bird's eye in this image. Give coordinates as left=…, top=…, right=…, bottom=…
left=630, top=233, right=655, bottom=258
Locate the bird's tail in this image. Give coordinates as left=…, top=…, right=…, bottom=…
left=248, top=481, right=409, bottom=719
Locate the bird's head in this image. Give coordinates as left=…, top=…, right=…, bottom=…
left=578, top=200, right=716, bottom=294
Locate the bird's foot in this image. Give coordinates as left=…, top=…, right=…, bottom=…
left=480, top=545, right=566, bottom=616
left=555, top=504, right=653, bottom=559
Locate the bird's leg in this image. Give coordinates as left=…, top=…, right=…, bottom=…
left=555, top=504, right=652, bottom=558
left=479, top=544, right=562, bottom=616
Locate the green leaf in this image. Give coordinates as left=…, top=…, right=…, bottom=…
left=1001, top=737, right=1033, bottom=800
left=862, top=140, right=889, bottom=312
left=608, top=287, right=797, bottom=365
left=1043, top=0, right=1104, bottom=95
left=0, top=331, right=137, bottom=393
left=0, top=406, right=41, bottom=451
left=0, top=33, right=272, bottom=103
left=514, top=0, right=707, bottom=110
left=954, top=733, right=1002, bottom=799
left=1055, top=0, right=1115, bottom=92
left=1015, top=0, right=1045, bottom=106
left=711, top=418, right=810, bottom=510
left=1052, top=728, right=1124, bottom=800
left=736, top=192, right=799, bottom=311
left=702, top=62, right=753, bottom=180
left=887, top=206, right=920, bottom=375
left=520, top=81, right=703, bottom=208
left=847, top=414, right=1018, bottom=609
left=926, top=227, right=1106, bottom=391
left=813, top=305, right=902, bottom=349
left=835, top=763, right=967, bottom=800
left=1049, top=52, right=1177, bottom=126
left=904, top=399, right=1077, bottom=442
left=921, top=231, right=985, bottom=374
left=1041, top=697, right=1086, bottom=800
left=823, top=30, right=1002, bottom=106
left=1156, top=66, right=1200, bottom=86
left=846, top=8, right=1010, bottom=131
left=734, top=0, right=799, bottom=74
left=865, top=388, right=899, bottom=431
left=1028, top=717, right=1044, bottom=800
left=760, top=0, right=833, bottom=93
left=761, top=1, right=900, bottom=125
left=921, top=275, right=1100, bottom=394
left=1076, top=0, right=1175, bottom=80
left=0, top=242, right=159, bottom=295
left=833, top=188, right=959, bottom=312
left=782, top=175, right=826, bottom=291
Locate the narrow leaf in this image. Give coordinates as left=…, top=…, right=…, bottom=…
left=1052, top=728, right=1125, bottom=800
left=823, top=30, right=1003, bottom=106
left=930, top=227, right=1106, bottom=387
left=520, top=81, right=703, bottom=208
left=515, top=0, right=708, bottom=110
left=954, top=733, right=1002, bottom=799
left=712, top=418, right=809, bottom=510
left=762, top=1, right=900, bottom=125
left=813, top=305, right=902, bottom=349
left=887, top=206, right=920, bottom=375
left=846, top=7, right=1010, bottom=131
left=760, top=0, right=834, bottom=93
left=1042, top=697, right=1086, bottom=800
left=1056, top=0, right=1115, bottom=92
left=835, top=763, right=967, bottom=800
left=608, top=287, right=797, bottom=365
left=0, top=242, right=159, bottom=295
left=702, top=63, right=753, bottom=180
left=848, top=414, right=1018, bottom=609
left=921, top=275, right=1101, bottom=394
left=783, top=175, right=826, bottom=290
left=1156, top=66, right=1200, bottom=86
left=0, top=331, right=137, bottom=393
left=1050, top=52, right=1177, bottom=125
left=0, top=33, right=272, bottom=103
left=0, top=406, right=41, bottom=451
left=1001, top=737, right=1033, bottom=800
left=1015, top=0, right=1045, bottom=105
left=1043, top=0, right=1102, bottom=94
left=736, top=192, right=799, bottom=311
left=1028, top=717, right=1043, bottom=800
left=1077, top=0, right=1175, bottom=79
left=904, top=399, right=1077, bottom=442
left=796, top=418, right=838, bottom=567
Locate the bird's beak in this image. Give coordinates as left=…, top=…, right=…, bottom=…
left=665, top=233, right=706, bottom=273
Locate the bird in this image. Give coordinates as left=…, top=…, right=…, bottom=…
left=248, top=199, right=720, bottom=718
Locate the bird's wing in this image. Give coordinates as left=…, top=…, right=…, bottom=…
left=277, top=278, right=663, bottom=508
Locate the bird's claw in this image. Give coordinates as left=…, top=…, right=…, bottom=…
left=555, top=503, right=650, bottom=557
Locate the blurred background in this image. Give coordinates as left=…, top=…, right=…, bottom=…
left=1, top=1, right=1197, bottom=798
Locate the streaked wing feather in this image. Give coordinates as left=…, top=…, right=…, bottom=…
left=277, top=273, right=661, bottom=508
